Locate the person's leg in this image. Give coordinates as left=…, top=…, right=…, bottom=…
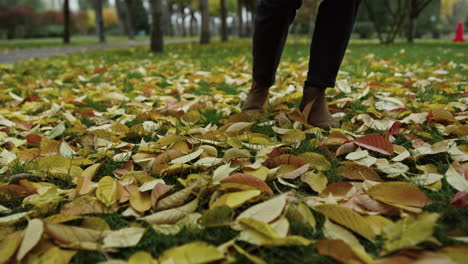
left=242, top=0, right=302, bottom=113
left=300, top=0, right=361, bottom=129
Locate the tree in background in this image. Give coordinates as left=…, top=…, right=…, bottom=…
left=94, top=0, right=106, bottom=43
left=0, top=0, right=43, bottom=10
left=126, top=0, right=149, bottom=35
left=116, top=0, right=135, bottom=39
left=150, top=0, right=164, bottom=52
left=220, top=0, right=228, bottom=41
left=407, top=0, right=433, bottom=43
left=364, top=0, right=409, bottom=44
left=200, top=0, right=210, bottom=44
left=236, top=0, right=243, bottom=37
left=63, top=0, right=70, bottom=43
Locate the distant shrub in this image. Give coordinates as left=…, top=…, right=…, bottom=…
left=354, top=22, right=374, bottom=39
left=0, top=4, right=38, bottom=39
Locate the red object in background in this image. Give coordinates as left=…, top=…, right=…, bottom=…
left=452, top=21, right=466, bottom=42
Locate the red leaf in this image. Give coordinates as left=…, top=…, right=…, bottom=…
left=24, top=96, right=40, bottom=102
left=25, top=133, right=42, bottom=145
left=353, top=133, right=394, bottom=155
left=93, top=67, right=108, bottom=74
left=388, top=121, right=402, bottom=136
left=263, top=154, right=305, bottom=168
left=450, top=192, right=468, bottom=208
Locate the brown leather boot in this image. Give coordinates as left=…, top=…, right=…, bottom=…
left=299, top=86, right=339, bottom=130
left=241, top=81, right=269, bottom=114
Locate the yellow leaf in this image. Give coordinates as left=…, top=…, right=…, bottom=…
left=223, top=148, right=251, bottom=162
left=382, top=212, right=439, bottom=254
left=315, top=204, right=378, bottom=240
left=323, top=218, right=364, bottom=252
left=96, top=176, right=118, bottom=207
left=182, top=110, right=202, bottom=124
left=302, top=171, right=328, bottom=193
left=238, top=218, right=312, bottom=246
left=81, top=217, right=110, bottom=231
left=282, top=129, right=306, bottom=144
left=34, top=246, right=77, bottom=264
left=286, top=203, right=316, bottom=230
left=103, top=227, right=146, bottom=248
left=236, top=194, right=287, bottom=223
left=17, top=218, right=44, bottom=261
left=129, top=251, right=159, bottom=264
left=128, top=185, right=152, bottom=213
left=211, top=190, right=261, bottom=208
left=159, top=241, right=224, bottom=264
left=0, top=231, right=23, bottom=264
left=232, top=244, right=267, bottom=264
left=299, top=152, right=331, bottom=171
left=243, top=166, right=269, bottom=181
left=76, top=163, right=101, bottom=195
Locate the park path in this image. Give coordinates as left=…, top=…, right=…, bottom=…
left=0, top=39, right=193, bottom=64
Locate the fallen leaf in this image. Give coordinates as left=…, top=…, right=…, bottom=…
left=353, top=134, right=394, bottom=155
left=158, top=241, right=224, bottom=264
left=17, top=218, right=44, bottom=261
left=103, top=227, right=146, bottom=248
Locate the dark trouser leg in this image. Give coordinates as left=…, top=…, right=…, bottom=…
left=306, top=0, right=361, bottom=89
left=252, top=0, right=302, bottom=87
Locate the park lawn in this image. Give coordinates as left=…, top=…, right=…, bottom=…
left=0, top=35, right=150, bottom=51
left=0, top=40, right=467, bottom=263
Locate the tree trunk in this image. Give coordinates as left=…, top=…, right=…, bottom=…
left=124, top=0, right=136, bottom=39
left=63, top=0, right=70, bottom=44
left=150, top=0, right=164, bottom=52
left=116, top=0, right=134, bottom=39
left=237, top=0, right=244, bottom=37
left=407, top=16, right=417, bottom=43
left=220, top=0, right=228, bottom=41
left=189, top=9, right=197, bottom=36
left=94, top=0, right=106, bottom=43
left=180, top=5, right=187, bottom=37
left=168, top=3, right=175, bottom=36
left=200, top=0, right=210, bottom=44
left=115, top=0, right=127, bottom=35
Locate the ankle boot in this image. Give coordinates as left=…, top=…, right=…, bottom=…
left=241, top=81, right=269, bottom=113
left=299, top=86, right=339, bottom=130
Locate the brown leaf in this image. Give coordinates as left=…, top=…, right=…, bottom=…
left=151, top=183, right=175, bottom=210
left=45, top=222, right=105, bottom=245
left=155, top=183, right=197, bottom=211
left=263, top=154, right=305, bottom=168
left=428, top=108, right=456, bottom=124
left=337, top=162, right=383, bottom=181
left=220, top=173, right=273, bottom=194
left=321, top=182, right=354, bottom=197
left=367, top=182, right=432, bottom=208
left=316, top=239, right=364, bottom=263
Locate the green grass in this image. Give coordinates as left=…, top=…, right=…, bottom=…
left=0, top=36, right=149, bottom=51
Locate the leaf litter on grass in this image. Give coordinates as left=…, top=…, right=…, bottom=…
left=0, top=41, right=467, bottom=263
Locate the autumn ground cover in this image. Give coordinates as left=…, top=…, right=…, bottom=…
left=0, top=40, right=467, bottom=264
